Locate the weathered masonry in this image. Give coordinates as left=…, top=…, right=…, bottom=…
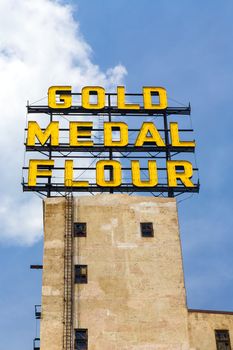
left=38, top=195, right=233, bottom=350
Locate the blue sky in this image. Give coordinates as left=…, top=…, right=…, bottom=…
left=1, top=0, right=233, bottom=348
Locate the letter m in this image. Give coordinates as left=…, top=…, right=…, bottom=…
left=27, top=121, right=59, bottom=146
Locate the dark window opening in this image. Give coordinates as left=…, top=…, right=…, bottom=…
left=74, top=223, right=87, bottom=237
left=75, top=329, right=88, bottom=350
left=75, top=265, right=88, bottom=284
left=140, top=222, right=154, bottom=237
left=215, top=330, right=231, bottom=350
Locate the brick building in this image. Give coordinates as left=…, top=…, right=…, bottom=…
left=37, top=194, right=233, bottom=350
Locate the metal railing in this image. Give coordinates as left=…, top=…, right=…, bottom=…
left=33, top=337, right=40, bottom=350
left=35, top=305, right=41, bottom=319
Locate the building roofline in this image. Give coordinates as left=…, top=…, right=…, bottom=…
left=188, top=309, right=233, bottom=315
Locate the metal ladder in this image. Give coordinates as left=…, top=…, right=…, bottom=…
left=63, top=194, right=74, bottom=350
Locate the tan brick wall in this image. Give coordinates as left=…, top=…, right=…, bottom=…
left=188, top=311, right=233, bottom=350
left=40, top=195, right=232, bottom=350
left=73, top=194, right=189, bottom=350
left=40, top=197, right=66, bottom=350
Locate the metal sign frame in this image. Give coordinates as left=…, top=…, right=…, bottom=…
left=22, top=91, right=199, bottom=197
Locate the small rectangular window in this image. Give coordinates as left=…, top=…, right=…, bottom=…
left=75, top=265, right=88, bottom=284
left=215, top=330, right=231, bottom=350
left=140, top=222, right=154, bottom=237
left=75, top=329, right=88, bottom=350
left=74, top=223, right=87, bottom=237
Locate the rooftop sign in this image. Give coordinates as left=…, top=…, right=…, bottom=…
left=22, top=86, right=199, bottom=197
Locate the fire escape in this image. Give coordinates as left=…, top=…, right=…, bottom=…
left=33, top=305, right=41, bottom=349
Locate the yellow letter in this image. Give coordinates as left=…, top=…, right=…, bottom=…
left=117, top=86, right=140, bottom=109
left=104, top=122, right=128, bottom=147
left=96, top=160, right=121, bottom=187
left=143, top=87, right=167, bottom=109
left=70, top=122, right=93, bottom=146
left=64, top=160, right=89, bottom=187
left=132, top=160, right=158, bottom=187
left=167, top=160, right=194, bottom=187
left=27, top=121, right=59, bottom=146
left=170, top=122, right=195, bottom=147
left=28, top=159, right=54, bottom=186
left=48, top=86, right=72, bottom=109
left=82, top=86, right=105, bottom=109
left=135, top=122, right=165, bottom=147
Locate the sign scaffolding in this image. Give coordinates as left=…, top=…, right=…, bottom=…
left=22, top=86, right=199, bottom=197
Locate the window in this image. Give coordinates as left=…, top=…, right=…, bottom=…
left=75, top=329, right=88, bottom=350
left=74, top=223, right=87, bottom=237
left=140, top=222, right=154, bottom=237
left=215, top=330, right=231, bottom=350
left=75, top=265, right=88, bottom=284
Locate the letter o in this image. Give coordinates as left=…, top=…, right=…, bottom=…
left=82, top=86, right=105, bottom=109
left=96, top=160, right=122, bottom=187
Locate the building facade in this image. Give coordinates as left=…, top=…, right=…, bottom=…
left=39, top=194, right=233, bottom=350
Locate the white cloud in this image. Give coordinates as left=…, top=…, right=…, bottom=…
left=0, top=0, right=127, bottom=245
left=0, top=196, right=42, bottom=246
